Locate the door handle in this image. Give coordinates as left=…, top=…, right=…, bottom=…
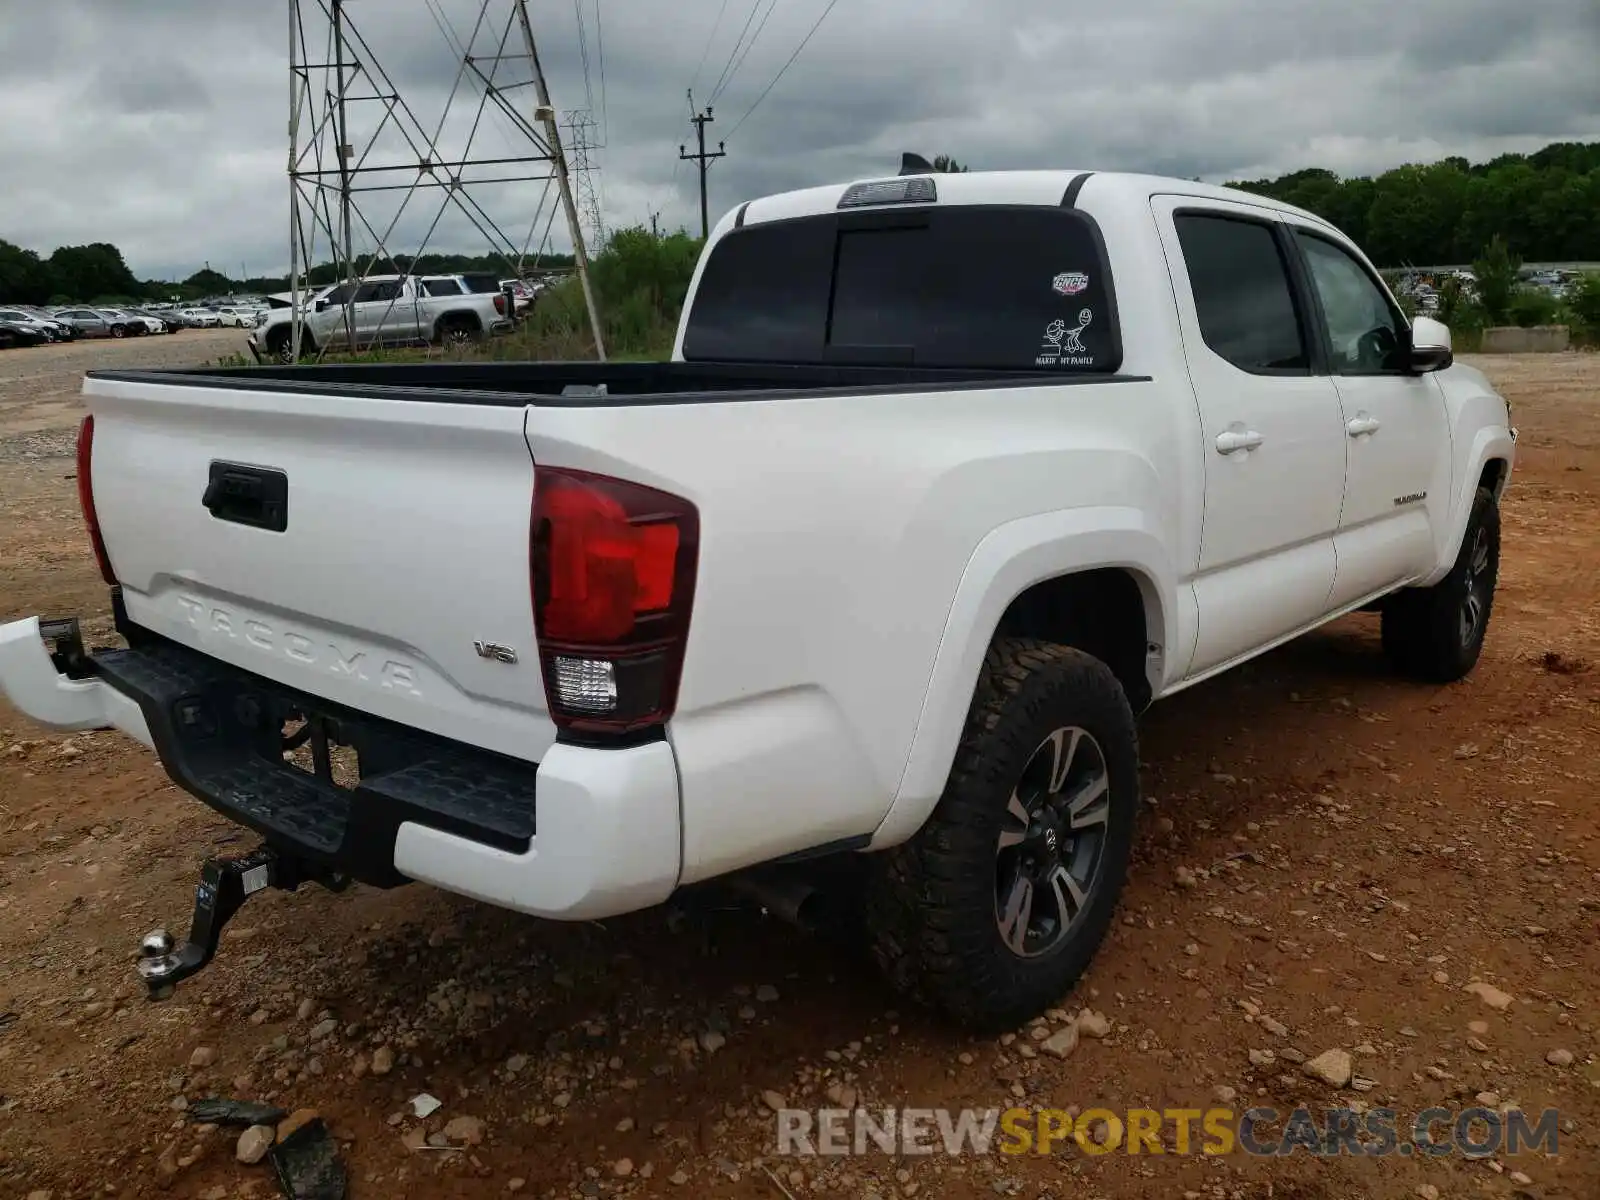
left=1346, top=414, right=1381, bottom=437
left=1215, top=429, right=1264, bottom=455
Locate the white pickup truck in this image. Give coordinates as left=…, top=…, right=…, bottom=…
left=246, top=272, right=513, bottom=364
left=0, top=169, right=1515, bottom=1029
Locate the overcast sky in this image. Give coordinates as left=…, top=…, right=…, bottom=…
left=3, top=0, right=1597, bottom=282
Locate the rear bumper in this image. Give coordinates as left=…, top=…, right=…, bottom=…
left=0, top=617, right=154, bottom=745
left=0, top=615, right=681, bottom=920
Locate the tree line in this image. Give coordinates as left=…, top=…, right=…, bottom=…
left=0, top=239, right=577, bottom=307
left=1227, top=140, right=1600, bottom=266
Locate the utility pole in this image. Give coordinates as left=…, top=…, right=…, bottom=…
left=515, top=0, right=606, bottom=360
left=679, top=102, right=725, bottom=240
left=649, top=209, right=660, bottom=239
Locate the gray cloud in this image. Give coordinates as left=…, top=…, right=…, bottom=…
left=1, top=0, right=1596, bottom=281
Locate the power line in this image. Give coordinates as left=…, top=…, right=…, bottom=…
left=726, top=0, right=842, bottom=139
left=595, top=0, right=608, bottom=145
left=686, top=0, right=733, bottom=101
left=707, top=0, right=764, bottom=104
left=716, top=0, right=782, bottom=107
left=572, top=0, right=595, bottom=113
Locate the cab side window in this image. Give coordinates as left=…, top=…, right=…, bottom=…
left=354, top=280, right=403, bottom=304
left=1294, top=231, right=1409, bottom=373
left=1175, top=213, right=1309, bottom=374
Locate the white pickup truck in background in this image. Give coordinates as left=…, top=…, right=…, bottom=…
left=246, top=272, right=514, bottom=363
left=0, top=169, right=1515, bottom=1030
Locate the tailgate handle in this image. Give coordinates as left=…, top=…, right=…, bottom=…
left=203, top=462, right=289, bottom=533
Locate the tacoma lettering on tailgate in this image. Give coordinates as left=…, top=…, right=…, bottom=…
left=174, top=594, right=423, bottom=698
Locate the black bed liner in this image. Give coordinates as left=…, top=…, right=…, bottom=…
left=86, top=360, right=1149, bottom=408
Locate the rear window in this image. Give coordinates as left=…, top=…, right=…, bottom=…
left=683, top=205, right=1120, bottom=372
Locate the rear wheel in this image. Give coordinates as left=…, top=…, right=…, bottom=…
left=865, top=639, right=1139, bottom=1032
left=439, top=316, right=481, bottom=348
left=110, top=324, right=126, bottom=338
left=1381, top=485, right=1500, bottom=682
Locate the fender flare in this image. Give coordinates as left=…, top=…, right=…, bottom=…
left=869, top=506, right=1176, bottom=849
left=1418, top=427, right=1515, bottom=588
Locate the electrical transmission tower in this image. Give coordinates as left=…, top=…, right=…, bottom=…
left=285, top=0, right=605, bottom=360
left=562, top=109, right=607, bottom=251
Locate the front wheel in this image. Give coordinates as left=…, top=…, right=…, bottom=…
left=1381, top=485, right=1500, bottom=682
left=265, top=329, right=311, bottom=364
left=865, top=639, right=1139, bottom=1032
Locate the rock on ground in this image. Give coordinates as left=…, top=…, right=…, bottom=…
left=1463, top=980, right=1514, bottom=1011
left=1302, top=1049, right=1353, bottom=1088
left=236, top=1125, right=274, bottom=1165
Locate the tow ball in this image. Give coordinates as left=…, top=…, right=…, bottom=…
left=136, top=844, right=349, bottom=998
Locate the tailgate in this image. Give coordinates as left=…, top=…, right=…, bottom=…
left=83, top=374, right=556, bottom=763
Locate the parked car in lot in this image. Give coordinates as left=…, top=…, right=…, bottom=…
left=246, top=273, right=512, bottom=362
left=51, top=308, right=131, bottom=338
left=173, top=307, right=221, bottom=328
left=214, top=306, right=257, bottom=328
left=91, top=307, right=162, bottom=336
left=0, top=318, right=51, bottom=348
left=0, top=307, right=75, bottom=341
left=128, top=307, right=181, bottom=334
left=0, top=169, right=1516, bottom=1030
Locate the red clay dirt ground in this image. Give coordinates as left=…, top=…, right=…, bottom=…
left=1, top=349, right=1597, bottom=1200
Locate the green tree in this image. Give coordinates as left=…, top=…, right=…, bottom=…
left=931, top=155, right=969, bottom=173
left=1225, top=139, right=1600, bottom=265
left=183, top=267, right=235, bottom=293
left=0, top=238, right=52, bottom=304
left=1473, top=236, right=1521, bottom=324
left=46, top=242, right=141, bottom=301
left=1566, top=273, right=1600, bottom=337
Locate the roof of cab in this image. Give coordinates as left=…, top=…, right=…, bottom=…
left=727, top=169, right=1333, bottom=235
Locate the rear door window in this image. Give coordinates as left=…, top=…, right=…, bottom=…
left=1174, top=213, right=1309, bottom=374
left=683, top=205, right=1119, bottom=371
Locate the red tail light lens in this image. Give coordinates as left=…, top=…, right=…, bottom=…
left=76, top=415, right=117, bottom=585
left=494, top=294, right=508, bottom=315
left=531, top=466, right=699, bottom=736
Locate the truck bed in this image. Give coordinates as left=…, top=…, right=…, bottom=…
left=88, top=359, right=1144, bottom=406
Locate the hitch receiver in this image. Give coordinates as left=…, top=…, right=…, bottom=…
left=137, top=845, right=348, bottom=999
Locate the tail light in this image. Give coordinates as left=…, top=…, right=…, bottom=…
left=494, top=293, right=508, bottom=316
left=531, top=466, right=699, bottom=736
left=76, top=415, right=117, bottom=585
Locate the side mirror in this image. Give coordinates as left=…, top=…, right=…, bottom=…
left=314, top=299, right=328, bottom=313
left=1408, top=315, right=1453, bottom=373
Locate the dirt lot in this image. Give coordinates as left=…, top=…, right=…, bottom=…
left=1, top=347, right=1597, bottom=1200
left=0, top=330, right=249, bottom=439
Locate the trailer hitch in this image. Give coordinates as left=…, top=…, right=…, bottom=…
left=136, top=845, right=349, bottom=999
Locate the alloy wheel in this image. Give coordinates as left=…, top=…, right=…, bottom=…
left=1459, top=525, right=1492, bottom=647
left=994, top=725, right=1112, bottom=959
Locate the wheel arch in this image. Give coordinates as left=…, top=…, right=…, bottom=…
left=265, top=322, right=314, bottom=355
left=869, top=506, right=1174, bottom=849
left=1418, top=428, right=1515, bottom=588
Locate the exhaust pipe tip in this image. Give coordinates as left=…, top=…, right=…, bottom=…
left=727, top=871, right=825, bottom=933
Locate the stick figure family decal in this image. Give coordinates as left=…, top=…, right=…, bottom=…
left=1036, top=271, right=1096, bottom=368
left=1037, top=307, right=1093, bottom=367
